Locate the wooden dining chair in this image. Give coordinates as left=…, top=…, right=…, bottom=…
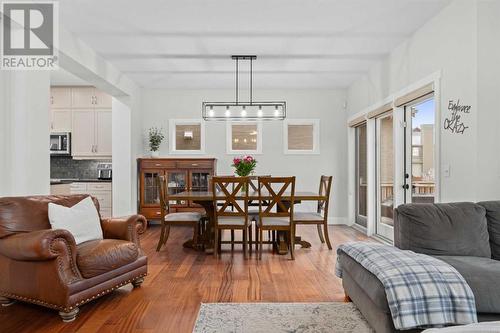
left=156, top=175, right=203, bottom=251
left=257, top=176, right=296, bottom=260
left=212, top=176, right=250, bottom=259
left=293, top=175, right=333, bottom=250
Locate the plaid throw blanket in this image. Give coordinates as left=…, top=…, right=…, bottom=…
left=336, top=242, right=477, bottom=330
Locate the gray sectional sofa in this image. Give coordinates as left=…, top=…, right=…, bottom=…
left=339, top=201, right=500, bottom=333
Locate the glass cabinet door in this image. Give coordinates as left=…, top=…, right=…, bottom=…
left=167, top=171, right=188, bottom=206
left=189, top=170, right=211, bottom=207
left=190, top=171, right=210, bottom=192
left=142, top=170, right=163, bottom=206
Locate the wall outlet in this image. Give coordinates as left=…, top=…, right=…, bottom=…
left=443, top=164, right=451, bottom=177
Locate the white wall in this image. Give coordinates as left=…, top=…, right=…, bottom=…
left=141, top=89, right=349, bottom=223
left=0, top=71, right=51, bottom=196
left=347, top=0, right=495, bottom=203
left=476, top=0, right=500, bottom=201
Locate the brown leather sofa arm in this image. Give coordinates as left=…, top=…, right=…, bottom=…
left=0, top=229, right=77, bottom=261
left=101, top=215, right=147, bottom=244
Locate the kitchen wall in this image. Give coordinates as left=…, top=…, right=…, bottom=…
left=141, top=88, right=349, bottom=223
left=347, top=0, right=500, bottom=203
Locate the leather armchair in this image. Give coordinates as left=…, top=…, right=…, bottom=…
left=0, top=195, right=147, bottom=322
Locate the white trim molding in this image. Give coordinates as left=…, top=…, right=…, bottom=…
left=283, top=119, right=320, bottom=155
left=169, top=119, right=205, bottom=154
left=226, top=121, right=263, bottom=155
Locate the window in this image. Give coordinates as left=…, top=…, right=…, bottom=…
left=226, top=122, right=262, bottom=154
left=169, top=119, right=205, bottom=154
left=283, top=119, right=320, bottom=154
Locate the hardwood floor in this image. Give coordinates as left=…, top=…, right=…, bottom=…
left=0, top=224, right=368, bottom=333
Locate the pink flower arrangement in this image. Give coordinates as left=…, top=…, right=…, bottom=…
left=232, top=155, right=257, bottom=177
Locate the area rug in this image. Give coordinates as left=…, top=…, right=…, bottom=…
left=193, top=302, right=373, bottom=333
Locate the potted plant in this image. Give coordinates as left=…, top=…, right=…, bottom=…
left=232, top=155, right=257, bottom=191
left=148, top=127, right=164, bottom=158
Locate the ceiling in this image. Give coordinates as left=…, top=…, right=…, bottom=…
left=57, top=0, right=451, bottom=89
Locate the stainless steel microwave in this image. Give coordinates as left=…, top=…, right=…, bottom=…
left=50, top=132, right=71, bottom=155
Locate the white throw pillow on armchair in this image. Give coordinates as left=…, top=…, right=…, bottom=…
left=48, top=196, right=103, bottom=245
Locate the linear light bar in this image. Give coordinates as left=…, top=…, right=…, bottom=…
left=202, top=102, right=286, bottom=121
left=202, top=55, right=286, bottom=121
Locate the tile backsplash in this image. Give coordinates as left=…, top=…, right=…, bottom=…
left=51, top=156, right=111, bottom=179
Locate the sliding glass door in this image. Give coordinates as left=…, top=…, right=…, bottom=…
left=404, top=96, right=436, bottom=203
left=376, top=113, right=394, bottom=240
left=355, top=123, right=368, bottom=228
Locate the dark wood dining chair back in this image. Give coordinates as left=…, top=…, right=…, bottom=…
left=211, top=176, right=249, bottom=217
left=317, top=176, right=333, bottom=216
left=258, top=176, right=296, bottom=218
left=157, top=175, right=170, bottom=216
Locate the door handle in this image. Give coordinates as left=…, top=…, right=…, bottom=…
left=402, top=184, right=409, bottom=190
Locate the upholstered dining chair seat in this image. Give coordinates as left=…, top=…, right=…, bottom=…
left=164, top=212, right=202, bottom=222
left=261, top=217, right=291, bottom=226
left=217, top=216, right=246, bottom=226
left=294, top=212, right=324, bottom=221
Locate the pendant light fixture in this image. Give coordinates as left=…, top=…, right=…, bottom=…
left=202, top=55, right=286, bottom=121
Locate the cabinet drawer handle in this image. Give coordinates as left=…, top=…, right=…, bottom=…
left=156, top=211, right=161, bottom=215
left=155, top=163, right=161, bottom=167
left=192, top=163, right=198, bottom=166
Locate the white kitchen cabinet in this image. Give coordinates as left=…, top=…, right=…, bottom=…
left=70, top=182, right=112, bottom=218
left=50, top=86, right=112, bottom=159
left=50, top=87, right=72, bottom=108
left=72, top=109, right=95, bottom=157
left=72, top=87, right=95, bottom=108
left=95, top=110, right=112, bottom=156
left=94, top=90, right=112, bottom=108
left=72, top=109, right=112, bottom=158
left=50, top=183, right=71, bottom=195
left=51, top=109, right=72, bottom=132
left=72, top=87, right=112, bottom=108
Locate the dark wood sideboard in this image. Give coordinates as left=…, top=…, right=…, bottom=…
left=137, top=158, right=217, bottom=221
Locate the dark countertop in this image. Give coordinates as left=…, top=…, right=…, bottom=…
left=50, top=178, right=112, bottom=185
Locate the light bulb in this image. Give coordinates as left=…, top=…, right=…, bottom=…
left=225, top=106, right=231, bottom=117
left=257, top=106, right=263, bottom=118
left=243, top=138, right=247, bottom=143
left=241, top=106, right=247, bottom=117
left=208, top=107, right=214, bottom=117
left=274, top=106, right=280, bottom=117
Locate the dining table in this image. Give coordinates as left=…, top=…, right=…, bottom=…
left=168, top=190, right=327, bottom=255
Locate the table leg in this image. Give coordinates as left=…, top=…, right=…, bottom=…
left=194, top=200, right=215, bottom=254
left=295, top=236, right=311, bottom=249
left=277, top=231, right=288, bottom=255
